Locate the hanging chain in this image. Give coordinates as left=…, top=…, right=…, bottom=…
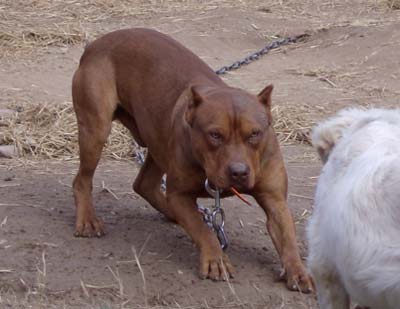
left=197, top=179, right=229, bottom=250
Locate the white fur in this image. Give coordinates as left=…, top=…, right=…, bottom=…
left=308, top=108, right=400, bottom=309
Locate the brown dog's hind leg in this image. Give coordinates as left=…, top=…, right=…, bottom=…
left=133, top=154, right=176, bottom=221
left=72, top=67, right=116, bottom=237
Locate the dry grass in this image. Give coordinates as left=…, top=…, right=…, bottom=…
left=272, top=105, right=315, bottom=145
left=1, top=0, right=393, bottom=59
left=0, top=0, right=258, bottom=58
left=0, top=102, right=134, bottom=160
left=387, top=0, right=400, bottom=9
left=0, top=101, right=314, bottom=160
left=0, top=29, right=85, bottom=49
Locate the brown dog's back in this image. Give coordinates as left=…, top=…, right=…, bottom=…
left=80, top=28, right=222, bottom=112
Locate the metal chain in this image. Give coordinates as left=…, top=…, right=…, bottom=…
left=133, top=33, right=308, bottom=249
left=214, top=33, right=309, bottom=75
left=199, top=179, right=229, bottom=250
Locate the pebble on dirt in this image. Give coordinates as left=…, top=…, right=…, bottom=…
left=388, top=0, right=400, bottom=9
left=0, top=109, right=15, bottom=118
left=0, top=145, right=19, bottom=158
left=0, top=109, right=19, bottom=158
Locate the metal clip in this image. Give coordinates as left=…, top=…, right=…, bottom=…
left=202, top=179, right=229, bottom=250
left=212, top=207, right=228, bottom=250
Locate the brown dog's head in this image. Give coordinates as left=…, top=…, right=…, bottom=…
left=185, top=84, right=273, bottom=191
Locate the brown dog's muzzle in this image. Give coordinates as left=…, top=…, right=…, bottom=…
left=228, top=162, right=249, bottom=184
left=224, top=161, right=254, bottom=191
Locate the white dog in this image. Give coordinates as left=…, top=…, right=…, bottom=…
left=307, top=108, right=400, bottom=309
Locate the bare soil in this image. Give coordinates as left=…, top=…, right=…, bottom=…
left=1, top=1, right=399, bottom=308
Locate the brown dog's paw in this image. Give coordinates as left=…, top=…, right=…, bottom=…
left=284, top=264, right=314, bottom=294
left=74, top=216, right=105, bottom=238
left=199, top=251, right=235, bottom=281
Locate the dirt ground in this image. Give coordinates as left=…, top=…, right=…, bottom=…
left=0, top=1, right=399, bottom=308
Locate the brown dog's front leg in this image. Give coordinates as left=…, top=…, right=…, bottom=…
left=253, top=151, right=313, bottom=293
left=255, top=192, right=312, bottom=293
left=255, top=193, right=313, bottom=293
left=166, top=192, right=234, bottom=280
left=253, top=157, right=313, bottom=293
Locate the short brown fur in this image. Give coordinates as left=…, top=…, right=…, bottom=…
left=71, top=28, right=312, bottom=292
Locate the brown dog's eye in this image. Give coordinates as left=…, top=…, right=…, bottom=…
left=208, top=131, right=223, bottom=143
left=248, top=130, right=262, bottom=144
left=250, top=130, right=261, bottom=138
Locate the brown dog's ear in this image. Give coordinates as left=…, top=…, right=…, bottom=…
left=185, top=85, right=204, bottom=126
left=257, top=84, right=273, bottom=109
left=258, top=84, right=273, bottom=124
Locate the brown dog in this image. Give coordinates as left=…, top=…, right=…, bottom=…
left=72, top=28, right=312, bottom=292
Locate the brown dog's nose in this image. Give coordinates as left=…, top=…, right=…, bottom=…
left=229, top=162, right=250, bottom=183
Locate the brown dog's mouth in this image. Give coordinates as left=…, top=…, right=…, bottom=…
left=205, top=170, right=254, bottom=192
left=230, top=182, right=252, bottom=193
left=207, top=177, right=251, bottom=192
left=205, top=175, right=227, bottom=190
left=205, top=178, right=253, bottom=206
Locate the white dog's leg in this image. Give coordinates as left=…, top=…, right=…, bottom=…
left=314, top=272, right=350, bottom=309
